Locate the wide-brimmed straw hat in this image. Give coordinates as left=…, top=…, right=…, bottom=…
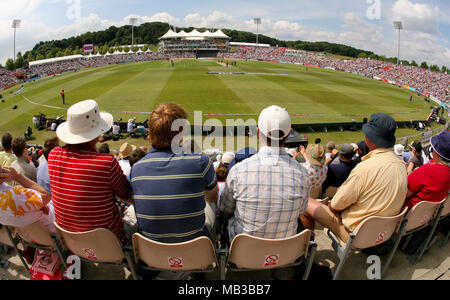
left=119, top=143, right=137, bottom=159
left=56, top=100, right=113, bottom=145
left=304, top=143, right=326, bottom=166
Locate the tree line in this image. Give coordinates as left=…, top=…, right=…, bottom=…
left=1, top=22, right=448, bottom=74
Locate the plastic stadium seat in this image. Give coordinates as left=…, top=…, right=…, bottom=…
left=0, top=225, right=28, bottom=270
left=326, top=207, right=408, bottom=280
left=15, top=222, right=68, bottom=271
left=54, top=222, right=138, bottom=280
left=225, top=230, right=317, bottom=280
left=132, top=234, right=218, bottom=279
left=437, top=194, right=450, bottom=247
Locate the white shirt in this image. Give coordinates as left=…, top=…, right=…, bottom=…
left=0, top=183, right=56, bottom=233
left=112, top=124, right=120, bottom=135
left=127, top=122, right=135, bottom=133
left=118, top=159, right=132, bottom=179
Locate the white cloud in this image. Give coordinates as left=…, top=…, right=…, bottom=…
left=389, top=0, right=440, bottom=34
left=0, top=0, right=43, bottom=19
left=0, top=7, right=448, bottom=68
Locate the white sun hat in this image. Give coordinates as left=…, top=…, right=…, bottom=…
left=258, top=105, right=292, bottom=140
left=56, top=100, right=113, bottom=145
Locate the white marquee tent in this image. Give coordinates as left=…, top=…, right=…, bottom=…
left=160, top=29, right=230, bottom=40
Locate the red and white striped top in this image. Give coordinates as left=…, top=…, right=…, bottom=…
left=48, top=145, right=131, bottom=237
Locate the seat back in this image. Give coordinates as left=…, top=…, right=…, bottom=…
left=324, top=186, right=338, bottom=200
left=0, top=226, right=14, bottom=247
left=132, top=234, right=217, bottom=271
left=351, top=208, right=408, bottom=249
left=228, top=230, right=311, bottom=270
left=15, top=222, right=54, bottom=248
left=54, top=223, right=125, bottom=264
left=310, top=187, right=322, bottom=199
left=441, top=194, right=450, bottom=219
left=405, top=199, right=446, bottom=233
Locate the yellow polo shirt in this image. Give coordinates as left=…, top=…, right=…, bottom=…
left=331, top=148, right=408, bottom=231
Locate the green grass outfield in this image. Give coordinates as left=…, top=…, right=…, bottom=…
left=0, top=59, right=435, bottom=150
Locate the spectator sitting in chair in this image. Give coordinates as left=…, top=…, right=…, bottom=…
left=37, top=137, right=59, bottom=195
left=404, top=131, right=450, bottom=211
left=0, top=166, right=56, bottom=233
left=300, top=139, right=328, bottom=199
left=48, top=100, right=133, bottom=242
left=325, top=141, right=339, bottom=165
left=130, top=103, right=218, bottom=245
left=118, top=142, right=136, bottom=180
left=220, top=106, right=310, bottom=242
left=321, top=144, right=359, bottom=198
left=128, top=148, right=146, bottom=168
left=300, top=113, right=408, bottom=243
left=127, top=118, right=137, bottom=137
left=407, top=141, right=424, bottom=175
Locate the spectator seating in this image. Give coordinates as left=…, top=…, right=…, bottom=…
left=415, top=194, right=450, bottom=260
left=326, top=207, right=408, bottom=280
left=421, top=130, right=433, bottom=146
left=14, top=222, right=68, bottom=271
left=438, top=194, right=450, bottom=247
left=132, top=234, right=218, bottom=279
left=53, top=222, right=138, bottom=280
left=0, top=226, right=28, bottom=270
left=224, top=230, right=317, bottom=280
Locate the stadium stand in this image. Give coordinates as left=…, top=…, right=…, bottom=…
left=0, top=46, right=449, bottom=280
left=2, top=45, right=448, bottom=109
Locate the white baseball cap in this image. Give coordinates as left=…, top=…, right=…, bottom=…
left=221, top=152, right=236, bottom=165
left=258, top=106, right=292, bottom=140
left=394, top=144, right=405, bottom=156
left=56, top=100, right=113, bottom=145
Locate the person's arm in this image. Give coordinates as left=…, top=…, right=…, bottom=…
left=406, top=189, right=414, bottom=199
left=205, top=186, right=219, bottom=204
left=407, top=162, right=414, bottom=175
left=202, top=156, right=218, bottom=204
left=325, top=149, right=339, bottom=166
left=0, top=166, right=51, bottom=206
left=329, top=168, right=361, bottom=212
left=219, top=170, right=236, bottom=217
left=109, top=158, right=133, bottom=204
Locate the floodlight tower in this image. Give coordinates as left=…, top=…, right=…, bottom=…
left=254, top=18, right=261, bottom=47
left=12, top=19, right=21, bottom=67
left=393, top=21, right=403, bottom=66
left=129, top=17, right=138, bottom=48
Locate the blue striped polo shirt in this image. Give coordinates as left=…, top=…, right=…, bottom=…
left=130, top=147, right=217, bottom=243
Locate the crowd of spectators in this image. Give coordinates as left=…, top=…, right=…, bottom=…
left=1, top=46, right=448, bottom=107
left=0, top=69, right=19, bottom=90
left=0, top=52, right=189, bottom=90
left=220, top=46, right=449, bottom=105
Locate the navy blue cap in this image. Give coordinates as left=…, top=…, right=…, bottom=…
left=431, top=131, right=450, bottom=161
left=227, top=147, right=257, bottom=171
left=362, top=113, right=397, bottom=148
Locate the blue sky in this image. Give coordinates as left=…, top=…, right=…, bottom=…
left=0, top=0, right=449, bottom=67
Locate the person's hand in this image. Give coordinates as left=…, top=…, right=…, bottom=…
left=332, top=149, right=339, bottom=159
left=0, top=167, right=18, bottom=183
left=41, top=206, right=49, bottom=215
left=299, top=145, right=306, bottom=155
